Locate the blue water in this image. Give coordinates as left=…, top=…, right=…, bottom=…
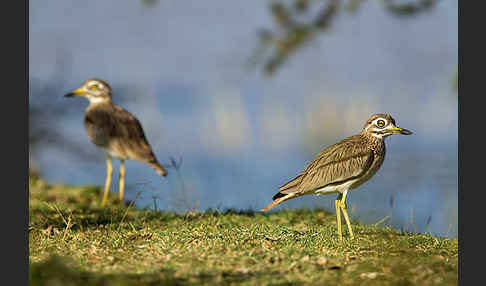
left=30, top=0, right=458, bottom=237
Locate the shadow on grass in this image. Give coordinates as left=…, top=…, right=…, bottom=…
left=30, top=255, right=186, bottom=286
left=30, top=255, right=280, bottom=286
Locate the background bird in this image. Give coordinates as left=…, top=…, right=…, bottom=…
left=65, top=78, right=168, bottom=206
left=260, top=113, right=412, bottom=240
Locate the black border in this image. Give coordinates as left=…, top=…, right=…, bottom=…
left=25, top=0, right=30, bottom=282
left=459, top=0, right=482, bottom=285
left=4, top=0, right=28, bottom=283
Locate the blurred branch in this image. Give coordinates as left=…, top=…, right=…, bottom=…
left=250, top=0, right=338, bottom=76
left=30, top=42, right=71, bottom=162
left=346, top=0, right=366, bottom=13
left=382, top=0, right=439, bottom=17
left=252, top=0, right=440, bottom=76
left=142, top=0, right=158, bottom=8
left=29, top=42, right=102, bottom=175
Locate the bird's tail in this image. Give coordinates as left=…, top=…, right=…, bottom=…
left=259, top=192, right=298, bottom=212
left=149, top=161, right=168, bottom=177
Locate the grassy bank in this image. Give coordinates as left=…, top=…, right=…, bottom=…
left=29, top=176, right=458, bottom=285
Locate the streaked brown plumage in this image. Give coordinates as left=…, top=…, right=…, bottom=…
left=260, top=113, right=412, bottom=240
left=65, top=78, right=167, bottom=206
left=84, top=102, right=166, bottom=174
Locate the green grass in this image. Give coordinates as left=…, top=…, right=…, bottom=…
left=29, top=176, right=458, bottom=285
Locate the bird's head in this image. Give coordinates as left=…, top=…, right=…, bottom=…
left=361, top=114, right=412, bottom=139
left=64, top=78, right=112, bottom=103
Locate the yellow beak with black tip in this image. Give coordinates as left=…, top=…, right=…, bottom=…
left=64, top=88, right=85, bottom=98
left=391, top=127, right=413, bottom=135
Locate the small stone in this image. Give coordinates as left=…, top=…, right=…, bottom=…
left=317, top=256, right=328, bottom=266
left=360, top=272, right=379, bottom=279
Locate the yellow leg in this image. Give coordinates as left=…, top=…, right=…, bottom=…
left=335, top=194, right=343, bottom=241
left=340, top=191, right=355, bottom=239
left=101, top=155, right=113, bottom=207
left=119, top=160, right=125, bottom=202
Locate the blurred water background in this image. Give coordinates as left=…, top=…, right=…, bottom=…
left=29, top=0, right=457, bottom=237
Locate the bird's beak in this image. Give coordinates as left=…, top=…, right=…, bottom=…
left=391, top=127, right=413, bottom=135
left=64, top=88, right=85, bottom=98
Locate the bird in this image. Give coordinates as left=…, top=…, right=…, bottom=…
left=260, top=114, right=412, bottom=240
left=64, top=78, right=168, bottom=207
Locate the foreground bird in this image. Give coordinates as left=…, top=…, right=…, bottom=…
left=260, top=114, right=412, bottom=240
left=65, top=78, right=168, bottom=206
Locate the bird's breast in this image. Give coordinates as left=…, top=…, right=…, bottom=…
left=83, top=107, right=113, bottom=148
left=350, top=145, right=386, bottom=190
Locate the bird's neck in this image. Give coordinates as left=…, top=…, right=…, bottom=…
left=88, top=97, right=112, bottom=105
left=86, top=100, right=113, bottom=113
left=361, top=133, right=385, bottom=150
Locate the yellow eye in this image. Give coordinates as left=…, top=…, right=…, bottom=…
left=377, top=119, right=386, bottom=128
left=89, top=84, right=99, bottom=90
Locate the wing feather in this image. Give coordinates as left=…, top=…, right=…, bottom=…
left=84, top=104, right=157, bottom=163
left=279, top=135, right=374, bottom=195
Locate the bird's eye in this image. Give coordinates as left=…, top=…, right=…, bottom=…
left=376, top=119, right=386, bottom=128
left=89, top=84, right=99, bottom=90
